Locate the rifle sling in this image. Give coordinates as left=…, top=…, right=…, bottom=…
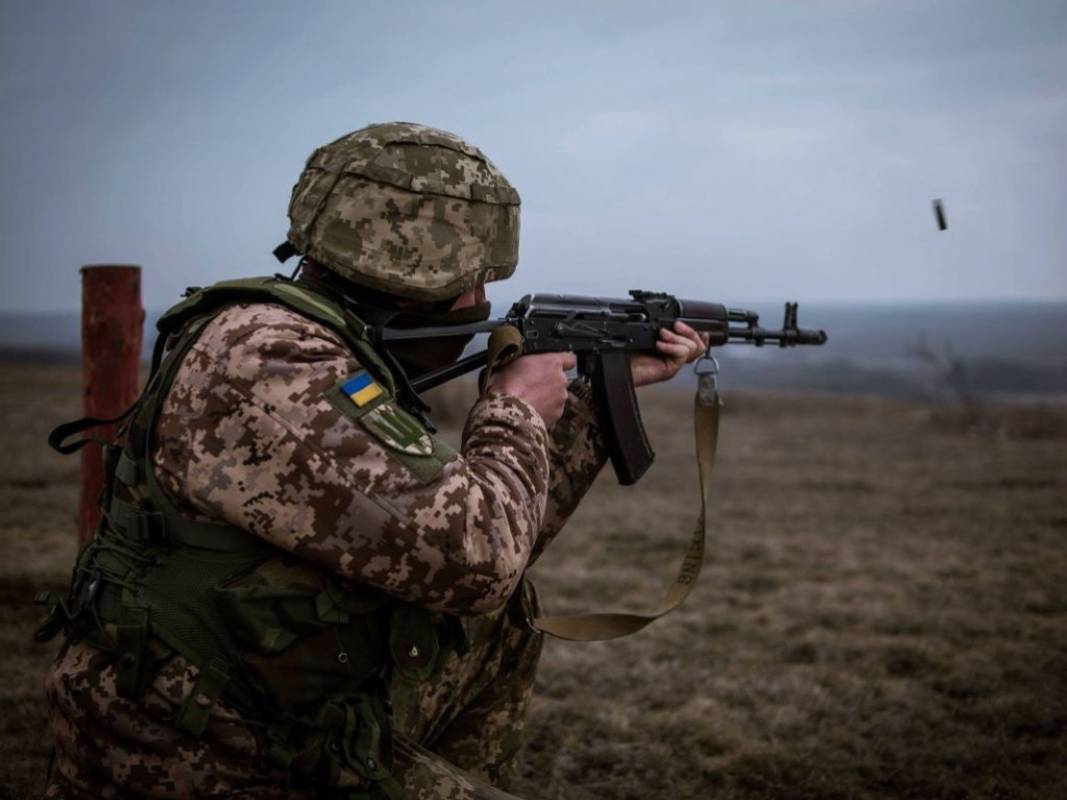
left=477, top=331, right=720, bottom=642
left=478, top=324, right=524, bottom=393
left=529, top=372, right=718, bottom=640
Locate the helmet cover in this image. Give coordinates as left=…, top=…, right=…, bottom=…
left=285, top=122, right=520, bottom=301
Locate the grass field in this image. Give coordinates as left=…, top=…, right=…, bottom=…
left=2, top=362, right=1065, bottom=799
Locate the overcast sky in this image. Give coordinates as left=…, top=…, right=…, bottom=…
left=2, top=0, right=1064, bottom=313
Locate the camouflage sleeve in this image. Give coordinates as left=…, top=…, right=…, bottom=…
left=529, top=376, right=609, bottom=564
left=153, top=303, right=550, bottom=616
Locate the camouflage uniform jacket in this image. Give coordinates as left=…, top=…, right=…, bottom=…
left=46, top=301, right=608, bottom=798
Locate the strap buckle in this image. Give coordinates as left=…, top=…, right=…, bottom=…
left=131, top=510, right=170, bottom=546
left=694, top=354, right=720, bottom=407
left=175, top=656, right=230, bottom=737
left=693, top=353, right=719, bottom=377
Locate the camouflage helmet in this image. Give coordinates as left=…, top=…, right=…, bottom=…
left=283, top=122, right=520, bottom=301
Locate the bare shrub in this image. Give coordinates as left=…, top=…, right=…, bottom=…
left=909, top=335, right=991, bottom=435
left=909, top=336, right=1067, bottom=439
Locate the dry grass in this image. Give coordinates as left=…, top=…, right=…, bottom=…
left=1, top=363, right=1065, bottom=799
left=513, top=390, right=1067, bottom=800
left=0, top=363, right=81, bottom=800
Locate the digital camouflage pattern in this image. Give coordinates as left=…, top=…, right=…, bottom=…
left=157, top=302, right=549, bottom=616
left=45, top=302, right=608, bottom=798
left=286, top=123, right=521, bottom=301
left=394, top=580, right=544, bottom=789
left=45, top=589, right=540, bottom=799
left=531, top=376, right=607, bottom=563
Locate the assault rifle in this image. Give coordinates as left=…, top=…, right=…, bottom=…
left=380, top=290, right=827, bottom=486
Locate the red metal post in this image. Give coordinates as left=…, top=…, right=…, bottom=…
left=80, top=265, right=144, bottom=544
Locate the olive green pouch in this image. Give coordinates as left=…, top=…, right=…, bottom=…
left=214, top=556, right=390, bottom=708
left=388, top=604, right=441, bottom=682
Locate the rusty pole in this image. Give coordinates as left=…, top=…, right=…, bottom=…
left=79, top=265, right=144, bottom=544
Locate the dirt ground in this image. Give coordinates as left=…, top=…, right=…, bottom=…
left=1, top=361, right=1065, bottom=799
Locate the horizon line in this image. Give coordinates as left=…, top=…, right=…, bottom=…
left=3, top=296, right=1067, bottom=316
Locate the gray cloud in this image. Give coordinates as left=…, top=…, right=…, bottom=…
left=2, top=0, right=1064, bottom=312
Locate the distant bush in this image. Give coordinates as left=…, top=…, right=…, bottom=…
left=909, top=335, right=1067, bottom=438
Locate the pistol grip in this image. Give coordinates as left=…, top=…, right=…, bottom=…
left=585, top=350, right=655, bottom=485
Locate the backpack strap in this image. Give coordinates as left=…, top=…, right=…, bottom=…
left=46, top=333, right=169, bottom=456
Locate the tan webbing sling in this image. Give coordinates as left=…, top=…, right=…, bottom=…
left=484, top=326, right=722, bottom=642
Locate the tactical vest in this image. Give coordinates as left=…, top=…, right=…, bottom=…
left=39, top=277, right=458, bottom=798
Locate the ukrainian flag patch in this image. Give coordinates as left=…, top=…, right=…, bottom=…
left=341, top=371, right=384, bottom=407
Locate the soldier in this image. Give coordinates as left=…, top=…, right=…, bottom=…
left=41, top=122, right=707, bottom=799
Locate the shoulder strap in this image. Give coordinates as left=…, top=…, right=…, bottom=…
left=50, top=276, right=398, bottom=457
left=158, top=276, right=395, bottom=393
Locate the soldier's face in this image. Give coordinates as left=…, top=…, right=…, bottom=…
left=450, top=284, right=487, bottom=312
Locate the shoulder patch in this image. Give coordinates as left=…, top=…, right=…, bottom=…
left=325, top=371, right=458, bottom=483
left=341, top=371, right=384, bottom=408
left=326, top=370, right=390, bottom=421
left=361, top=402, right=433, bottom=456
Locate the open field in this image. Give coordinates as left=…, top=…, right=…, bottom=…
left=1, top=362, right=1065, bottom=799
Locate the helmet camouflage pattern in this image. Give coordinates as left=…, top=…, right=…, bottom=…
left=285, top=122, right=521, bottom=301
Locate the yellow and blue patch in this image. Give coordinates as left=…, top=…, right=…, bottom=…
left=341, top=371, right=384, bottom=407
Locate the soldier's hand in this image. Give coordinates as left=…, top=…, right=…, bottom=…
left=490, top=352, right=577, bottom=429
left=631, top=321, right=709, bottom=387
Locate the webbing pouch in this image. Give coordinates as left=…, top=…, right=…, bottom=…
left=387, top=606, right=441, bottom=734
left=215, top=557, right=388, bottom=655
left=388, top=605, right=439, bottom=682
left=113, top=451, right=140, bottom=487
left=115, top=607, right=152, bottom=700
left=214, top=557, right=390, bottom=709
left=318, top=694, right=393, bottom=786
left=175, top=656, right=230, bottom=737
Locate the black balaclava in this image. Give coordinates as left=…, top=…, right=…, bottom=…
left=298, top=260, right=492, bottom=377
left=385, top=302, right=492, bottom=376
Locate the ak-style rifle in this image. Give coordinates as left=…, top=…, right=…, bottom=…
left=380, top=290, right=828, bottom=486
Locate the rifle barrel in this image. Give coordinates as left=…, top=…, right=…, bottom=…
left=728, top=327, right=828, bottom=346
